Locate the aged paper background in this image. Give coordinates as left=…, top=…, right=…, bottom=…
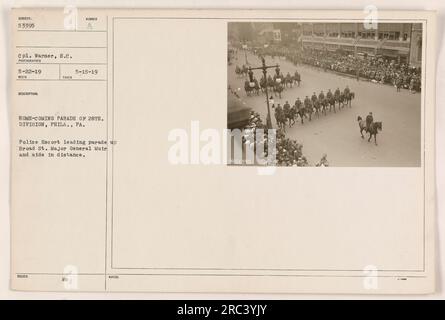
left=1, top=0, right=444, bottom=298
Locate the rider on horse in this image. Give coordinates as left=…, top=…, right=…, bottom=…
left=295, top=98, right=303, bottom=110
left=295, top=98, right=305, bottom=123
left=274, top=103, right=284, bottom=126
left=275, top=103, right=283, bottom=116
left=318, top=90, right=325, bottom=101
left=316, top=154, right=329, bottom=167
left=304, top=96, right=311, bottom=109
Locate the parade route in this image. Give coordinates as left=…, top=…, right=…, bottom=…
left=228, top=51, right=421, bottom=166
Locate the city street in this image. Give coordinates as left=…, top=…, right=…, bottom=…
left=228, top=50, right=421, bottom=166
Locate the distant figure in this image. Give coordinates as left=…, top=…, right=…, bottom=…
left=409, top=78, right=415, bottom=93
left=275, top=65, right=280, bottom=76
left=396, top=77, right=402, bottom=92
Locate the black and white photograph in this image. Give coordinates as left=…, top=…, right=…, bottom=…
left=228, top=22, right=423, bottom=167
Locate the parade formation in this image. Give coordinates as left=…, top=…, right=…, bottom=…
left=235, top=56, right=358, bottom=133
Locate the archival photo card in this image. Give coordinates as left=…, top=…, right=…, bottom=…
left=9, top=8, right=436, bottom=294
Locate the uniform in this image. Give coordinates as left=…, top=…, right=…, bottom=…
left=366, top=114, right=373, bottom=131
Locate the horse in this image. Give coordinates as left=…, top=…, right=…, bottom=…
left=244, top=80, right=252, bottom=96
left=321, top=98, right=329, bottom=116
left=253, top=78, right=260, bottom=95
left=305, top=104, right=313, bottom=121
left=294, top=71, right=301, bottom=87
left=313, top=100, right=321, bottom=119
left=284, top=73, right=293, bottom=88
left=297, top=107, right=306, bottom=124
left=357, top=116, right=383, bottom=145
left=244, top=80, right=259, bottom=96
left=275, top=109, right=287, bottom=131
left=286, top=105, right=297, bottom=127
left=337, top=93, right=345, bottom=109
left=334, top=92, right=341, bottom=109
left=267, top=77, right=275, bottom=91
left=328, top=97, right=336, bottom=113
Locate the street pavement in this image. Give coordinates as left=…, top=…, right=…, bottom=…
left=228, top=50, right=421, bottom=167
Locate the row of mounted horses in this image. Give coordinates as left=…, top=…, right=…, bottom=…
left=273, top=90, right=355, bottom=132
left=235, top=64, right=301, bottom=98
left=235, top=65, right=249, bottom=77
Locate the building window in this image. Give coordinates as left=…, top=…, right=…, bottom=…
left=361, top=32, right=375, bottom=39
left=341, top=32, right=355, bottom=38
left=377, top=32, right=400, bottom=41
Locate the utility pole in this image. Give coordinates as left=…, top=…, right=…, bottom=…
left=249, top=57, right=279, bottom=129
left=407, top=23, right=413, bottom=66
